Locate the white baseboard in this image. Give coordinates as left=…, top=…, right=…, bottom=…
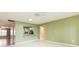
left=46, top=40, right=78, bottom=47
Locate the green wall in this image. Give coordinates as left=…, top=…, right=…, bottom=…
left=43, top=15, right=79, bottom=45
left=15, top=21, right=39, bottom=43
left=15, top=15, right=79, bottom=45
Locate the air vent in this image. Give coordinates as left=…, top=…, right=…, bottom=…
left=35, top=13, right=40, bottom=16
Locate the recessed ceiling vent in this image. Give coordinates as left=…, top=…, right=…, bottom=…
left=35, top=13, right=40, bottom=16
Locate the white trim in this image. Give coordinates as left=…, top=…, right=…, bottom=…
left=46, top=40, right=78, bottom=47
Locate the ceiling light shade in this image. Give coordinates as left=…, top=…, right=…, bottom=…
left=29, top=19, right=32, bottom=21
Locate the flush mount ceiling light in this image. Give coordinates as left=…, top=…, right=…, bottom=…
left=29, top=19, right=32, bottom=21
left=34, top=13, right=46, bottom=18
left=28, top=13, right=46, bottom=21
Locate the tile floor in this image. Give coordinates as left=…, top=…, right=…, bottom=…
left=0, top=39, right=77, bottom=47
left=10, top=40, right=77, bottom=47
left=0, top=39, right=7, bottom=47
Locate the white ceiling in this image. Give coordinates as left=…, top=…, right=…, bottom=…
left=0, top=12, right=79, bottom=24
left=0, top=20, right=14, bottom=27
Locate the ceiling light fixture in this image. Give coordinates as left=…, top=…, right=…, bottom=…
left=34, top=13, right=46, bottom=18
left=29, top=19, right=32, bottom=21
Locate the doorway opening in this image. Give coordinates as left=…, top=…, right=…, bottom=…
left=0, top=20, right=15, bottom=46
left=40, top=25, right=45, bottom=41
